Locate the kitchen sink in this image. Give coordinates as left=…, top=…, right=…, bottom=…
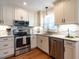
left=65, top=36, right=79, bottom=38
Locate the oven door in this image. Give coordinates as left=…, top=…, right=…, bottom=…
left=16, top=37, right=23, bottom=48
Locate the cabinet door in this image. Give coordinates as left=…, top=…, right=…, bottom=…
left=49, top=37, right=64, bottom=59
left=42, top=36, right=49, bottom=54
left=31, top=35, right=37, bottom=49
left=63, top=0, right=77, bottom=24
left=2, top=7, right=14, bottom=25
left=15, top=8, right=27, bottom=20
left=37, top=35, right=42, bottom=50
left=54, top=2, right=64, bottom=25
left=64, top=41, right=75, bottom=59
left=3, top=7, right=15, bottom=25
left=28, top=11, right=37, bottom=26
left=37, top=35, right=49, bottom=54
left=0, top=7, right=3, bottom=24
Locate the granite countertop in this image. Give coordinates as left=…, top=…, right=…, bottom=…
left=0, top=35, right=14, bottom=38
left=35, top=33, right=79, bottom=42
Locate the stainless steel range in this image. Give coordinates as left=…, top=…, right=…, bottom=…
left=13, top=20, right=31, bottom=56
left=15, top=35, right=31, bottom=56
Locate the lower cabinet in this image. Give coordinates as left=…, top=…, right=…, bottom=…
left=31, top=35, right=37, bottom=49
left=49, top=37, right=64, bottom=59
left=0, top=48, right=14, bottom=58
left=37, top=35, right=49, bottom=54
left=0, top=36, right=14, bottom=58
left=64, top=41, right=75, bottom=59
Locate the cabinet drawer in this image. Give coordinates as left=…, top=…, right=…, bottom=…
left=0, top=40, right=14, bottom=49
left=37, top=35, right=48, bottom=40
left=0, top=48, right=14, bottom=58
left=64, top=41, right=76, bottom=47
left=0, top=37, right=13, bottom=42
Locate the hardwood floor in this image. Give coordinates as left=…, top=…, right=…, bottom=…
left=6, top=49, right=52, bottom=59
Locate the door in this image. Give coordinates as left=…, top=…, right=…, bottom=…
left=49, top=37, right=64, bottom=59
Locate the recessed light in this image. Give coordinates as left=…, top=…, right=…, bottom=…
left=23, top=2, right=27, bottom=5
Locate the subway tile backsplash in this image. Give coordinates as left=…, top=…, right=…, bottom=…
left=58, top=24, right=79, bottom=36
left=0, top=25, right=11, bottom=36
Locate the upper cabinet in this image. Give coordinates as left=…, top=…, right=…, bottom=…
left=0, top=6, right=15, bottom=25
left=63, top=0, right=77, bottom=24
left=14, top=8, right=28, bottom=21
left=0, top=7, right=3, bottom=24
left=54, top=1, right=64, bottom=25
left=3, top=7, right=15, bottom=25
left=0, top=6, right=38, bottom=26
left=53, top=0, right=77, bottom=25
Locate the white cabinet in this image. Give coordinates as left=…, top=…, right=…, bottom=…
left=0, top=7, right=3, bottom=24
left=31, top=35, right=37, bottom=49
left=0, top=36, right=14, bottom=58
left=0, top=48, right=14, bottom=58
left=15, top=8, right=27, bottom=20
left=37, top=35, right=49, bottom=54
left=28, top=11, right=38, bottom=26
left=0, top=7, right=15, bottom=25
left=3, top=7, right=15, bottom=25
left=63, top=0, right=77, bottom=24
left=53, top=0, right=77, bottom=24
left=64, top=41, right=75, bottom=59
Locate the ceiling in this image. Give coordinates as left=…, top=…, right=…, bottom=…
left=0, top=0, right=56, bottom=11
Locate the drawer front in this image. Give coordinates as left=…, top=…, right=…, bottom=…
left=0, top=40, right=14, bottom=49
left=64, top=41, right=76, bottom=47
left=0, top=48, right=14, bottom=58
left=37, top=35, right=48, bottom=40
left=0, top=37, right=14, bottom=42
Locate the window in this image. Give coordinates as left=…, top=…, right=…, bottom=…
left=43, top=13, right=57, bottom=32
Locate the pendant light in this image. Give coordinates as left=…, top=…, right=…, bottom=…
left=45, top=7, right=48, bottom=15
left=44, top=7, right=50, bottom=32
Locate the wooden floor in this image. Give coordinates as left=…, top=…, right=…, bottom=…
left=7, top=49, right=52, bottom=59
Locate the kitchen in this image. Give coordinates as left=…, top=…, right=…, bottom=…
left=0, top=0, right=79, bottom=59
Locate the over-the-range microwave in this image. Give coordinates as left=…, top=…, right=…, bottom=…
left=14, top=20, right=29, bottom=27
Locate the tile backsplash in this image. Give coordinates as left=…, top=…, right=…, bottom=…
left=0, top=25, right=11, bottom=36
left=58, top=24, right=79, bottom=36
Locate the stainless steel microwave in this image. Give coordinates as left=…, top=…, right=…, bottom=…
left=14, top=20, right=29, bottom=27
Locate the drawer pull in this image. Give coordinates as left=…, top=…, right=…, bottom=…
left=4, top=52, right=8, bottom=54
left=66, top=42, right=73, bottom=45
left=3, top=39, right=8, bottom=40
left=3, top=44, right=8, bottom=46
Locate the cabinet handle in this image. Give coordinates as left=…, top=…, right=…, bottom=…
left=3, top=44, right=8, bottom=47
left=66, top=42, right=73, bottom=45
left=41, top=40, right=43, bottom=43
left=64, top=47, right=65, bottom=52
left=62, top=18, right=65, bottom=23
left=4, top=52, right=8, bottom=54
left=3, top=39, right=8, bottom=40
